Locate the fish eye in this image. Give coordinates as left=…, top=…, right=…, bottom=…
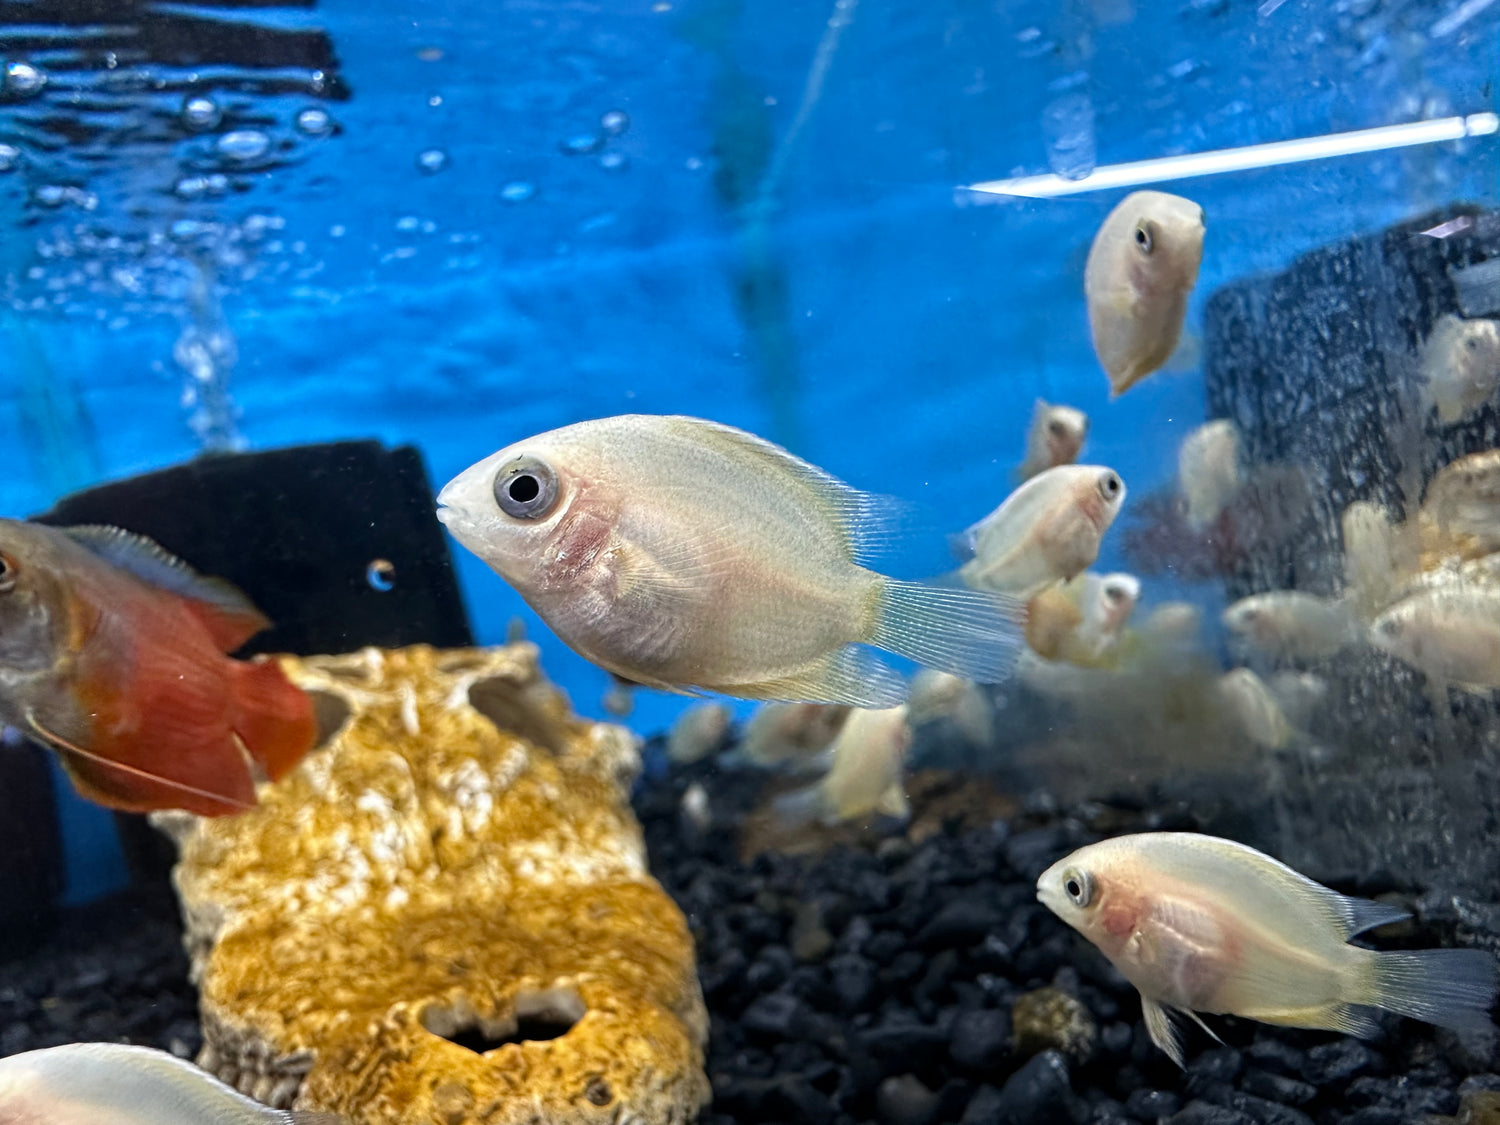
left=1134, top=222, right=1155, bottom=254
left=1047, top=419, right=1068, bottom=437
left=493, top=455, right=559, bottom=520
left=1098, top=472, right=1122, bottom=501
left=0, top=552, right=16, bottom=593
left=1062, top=867, right=1093, bottom=907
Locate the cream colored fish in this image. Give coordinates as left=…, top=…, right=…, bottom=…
left=1215, top=668, right=1292, bottom=750
left=1080, top=572, right=1140, bottom=645
left=1222, top=591, right=1362, bottom=661
left=0, top=1042, right=345, bottom=1125
left=1017, top=400, right=1089, bottom=481
left=908, top=669, right=993, bottom=747
left=956, top=465, right=1126, bottom=598
left=1423, top=450, right=1500, bottom=551
left=1037, top=833, right=1498, bottom=1066
left=1138, top=601, right=1202, bottom=648
left=1085, top=191, right=1206, bottom=396
left=1420, top=314, right=1500, bottom=425
left=1178, top=420, right=1241, bottom=531
left=666, top=700, right=733, bottom=764
left=1370, top=586, right=1500, bottom=692
left=739, top=701, right=850, bottom=769
left=776, top=705, right=911, bottom=824
left=438, top=415, right=1023, bottom=707
left=1341, top=500, right=1415, bottom=618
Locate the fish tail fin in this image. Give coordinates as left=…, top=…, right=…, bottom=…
left=870, top=578, right=1024, bottom=685
left=1359, top=947, right=1499, bottom=1035
left=230, top=658, right=317, bottom=782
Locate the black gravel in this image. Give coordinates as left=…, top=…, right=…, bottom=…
left=634, top=755, right=1500, bottom=1125
left=0, top=888, right=199, bottom=1062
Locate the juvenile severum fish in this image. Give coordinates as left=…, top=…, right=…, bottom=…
left=1370, top=586, right=1500, bottom=691
left=0, top=520, right=316, bottom=817
left=1178, top=419, right=1241, bottom=531
left=1222, top=591, right=1361, bottom=661
left=0, top=1041, right=346, bottom=1124
left=1084, top=190, right=1206, bottom=396
left=1038, top=832, right=1498, bottom=1065
left=1419, top=313, right=1500, bottom=425
left=438, top=415, right=1023, bottom=708
left=776, top=704, right=912, bottom=824
left=1017, top=400, right=1089, bottom=481
left=956, top=465, right=1127, bottom=598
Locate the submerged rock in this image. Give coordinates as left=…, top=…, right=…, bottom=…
left=1011, top=986, right=1097, bottom=1064
left=156, top=644, right=709, bottom=1125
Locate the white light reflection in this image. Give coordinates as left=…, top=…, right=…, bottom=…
left=966, top=113, right=1500, bottom=199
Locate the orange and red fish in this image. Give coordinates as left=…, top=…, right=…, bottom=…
left=0, top=519, right=316, bottom=817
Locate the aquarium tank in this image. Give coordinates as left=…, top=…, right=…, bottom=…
left=0, top=0, right=1498, bottom=1123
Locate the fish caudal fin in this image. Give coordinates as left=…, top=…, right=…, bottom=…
left=1363, top=947, right=1499, bottom=1035
left=230, top=658, right=318, bottom=782
left=870, top=578, right=1023, bottom=685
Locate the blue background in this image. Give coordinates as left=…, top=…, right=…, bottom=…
left=0, top=0, right=1496, bottom=899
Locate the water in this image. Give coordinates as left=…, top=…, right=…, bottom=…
left=0, top=0, right=1497, bottom=1117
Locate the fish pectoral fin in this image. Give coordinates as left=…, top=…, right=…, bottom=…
left=875, top=782, right=910, bottom=819
left=1140, top=996, right=1187, bottom=1068
left=1182, top=1007, right=1225, bottom=1045
left=741, top=646, right=907, bottom=709
left=26, top=711, right=256, bottom=817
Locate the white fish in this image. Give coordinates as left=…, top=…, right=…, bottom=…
left=1266, top=670, right=1328, bottom=731
left=1419, top=314, right=1500, bottom=425
left=666, top=701, right=733, bottom=764
left=1370, top=586, right=1500, bottom=691
left=1018, top=400, right=1089, bottom=481
left=438, top=415, right=1023, bottom=707
left=956, top=465, right=1127, bottom=598
left=1078, top=572, right=1140, bottom=650
left=776, top=705, right=912, bottom=824
left=1037, top=833, right=1498, bottom=1066
left=1222, top=591, right=1362, bottom=661
left=0, top=1042, right=345, bottom=1124
left=679, top=781, right=712, bottom=833
left=739, top=702, right=849, bottom=769
left=907, top=669, right=993, bottom=747
left=1215, top=668, right=1292, bottom=750
left=1137, top=601, right=1202, bottom=648
left=1085, top=191, right=1206, bottom=396
left=1422, top=449, right=1500, bottom=550
left=1178, top=420, right=1241, bottom=531
left=1341, top=501, right=1413, bottom=617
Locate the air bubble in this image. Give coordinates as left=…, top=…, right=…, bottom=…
left=366, top=559, right=397, bottom=592
left=416, top=148, right=448, bottom=174
left=217, top=129, right=271, bottom=162
left=500, top=180, right=536, bottom=203
left=181, top=94, right=222, bottom=131
left=295, top=107, right=332, bottom=136
left=4, top=61, right=45, bottom=98
left=597, top=151, right=629, bottom=172
left=0, top=144, right=18, bottom=173
left=600, top=109, right=630, bottom=136
left=559, top=133, right=602, bottom=156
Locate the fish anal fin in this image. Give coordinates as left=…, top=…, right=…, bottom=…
left=876, top=782, right=910, bottom=819
left=734, top=646, right=907, bottom=709
left=29, top=712, right=256, bottom=817
left=1140, top=996, right=1186, bottom=1068
left=61, top=525, right=270, bottom=651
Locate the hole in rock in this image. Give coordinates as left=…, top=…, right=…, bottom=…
left=468, top=675, right=565, bottom=754
left=308, top=690, right=352, bottom=748
left=422, top=988, right=586, bottom=1054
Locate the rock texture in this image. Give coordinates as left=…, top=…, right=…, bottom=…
left=156, top=644, right=709, bottom=1125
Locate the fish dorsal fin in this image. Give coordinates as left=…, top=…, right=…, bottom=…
left=61, top=525, right=271, bottom=651
left=660, top=416, right=907, bottom=566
